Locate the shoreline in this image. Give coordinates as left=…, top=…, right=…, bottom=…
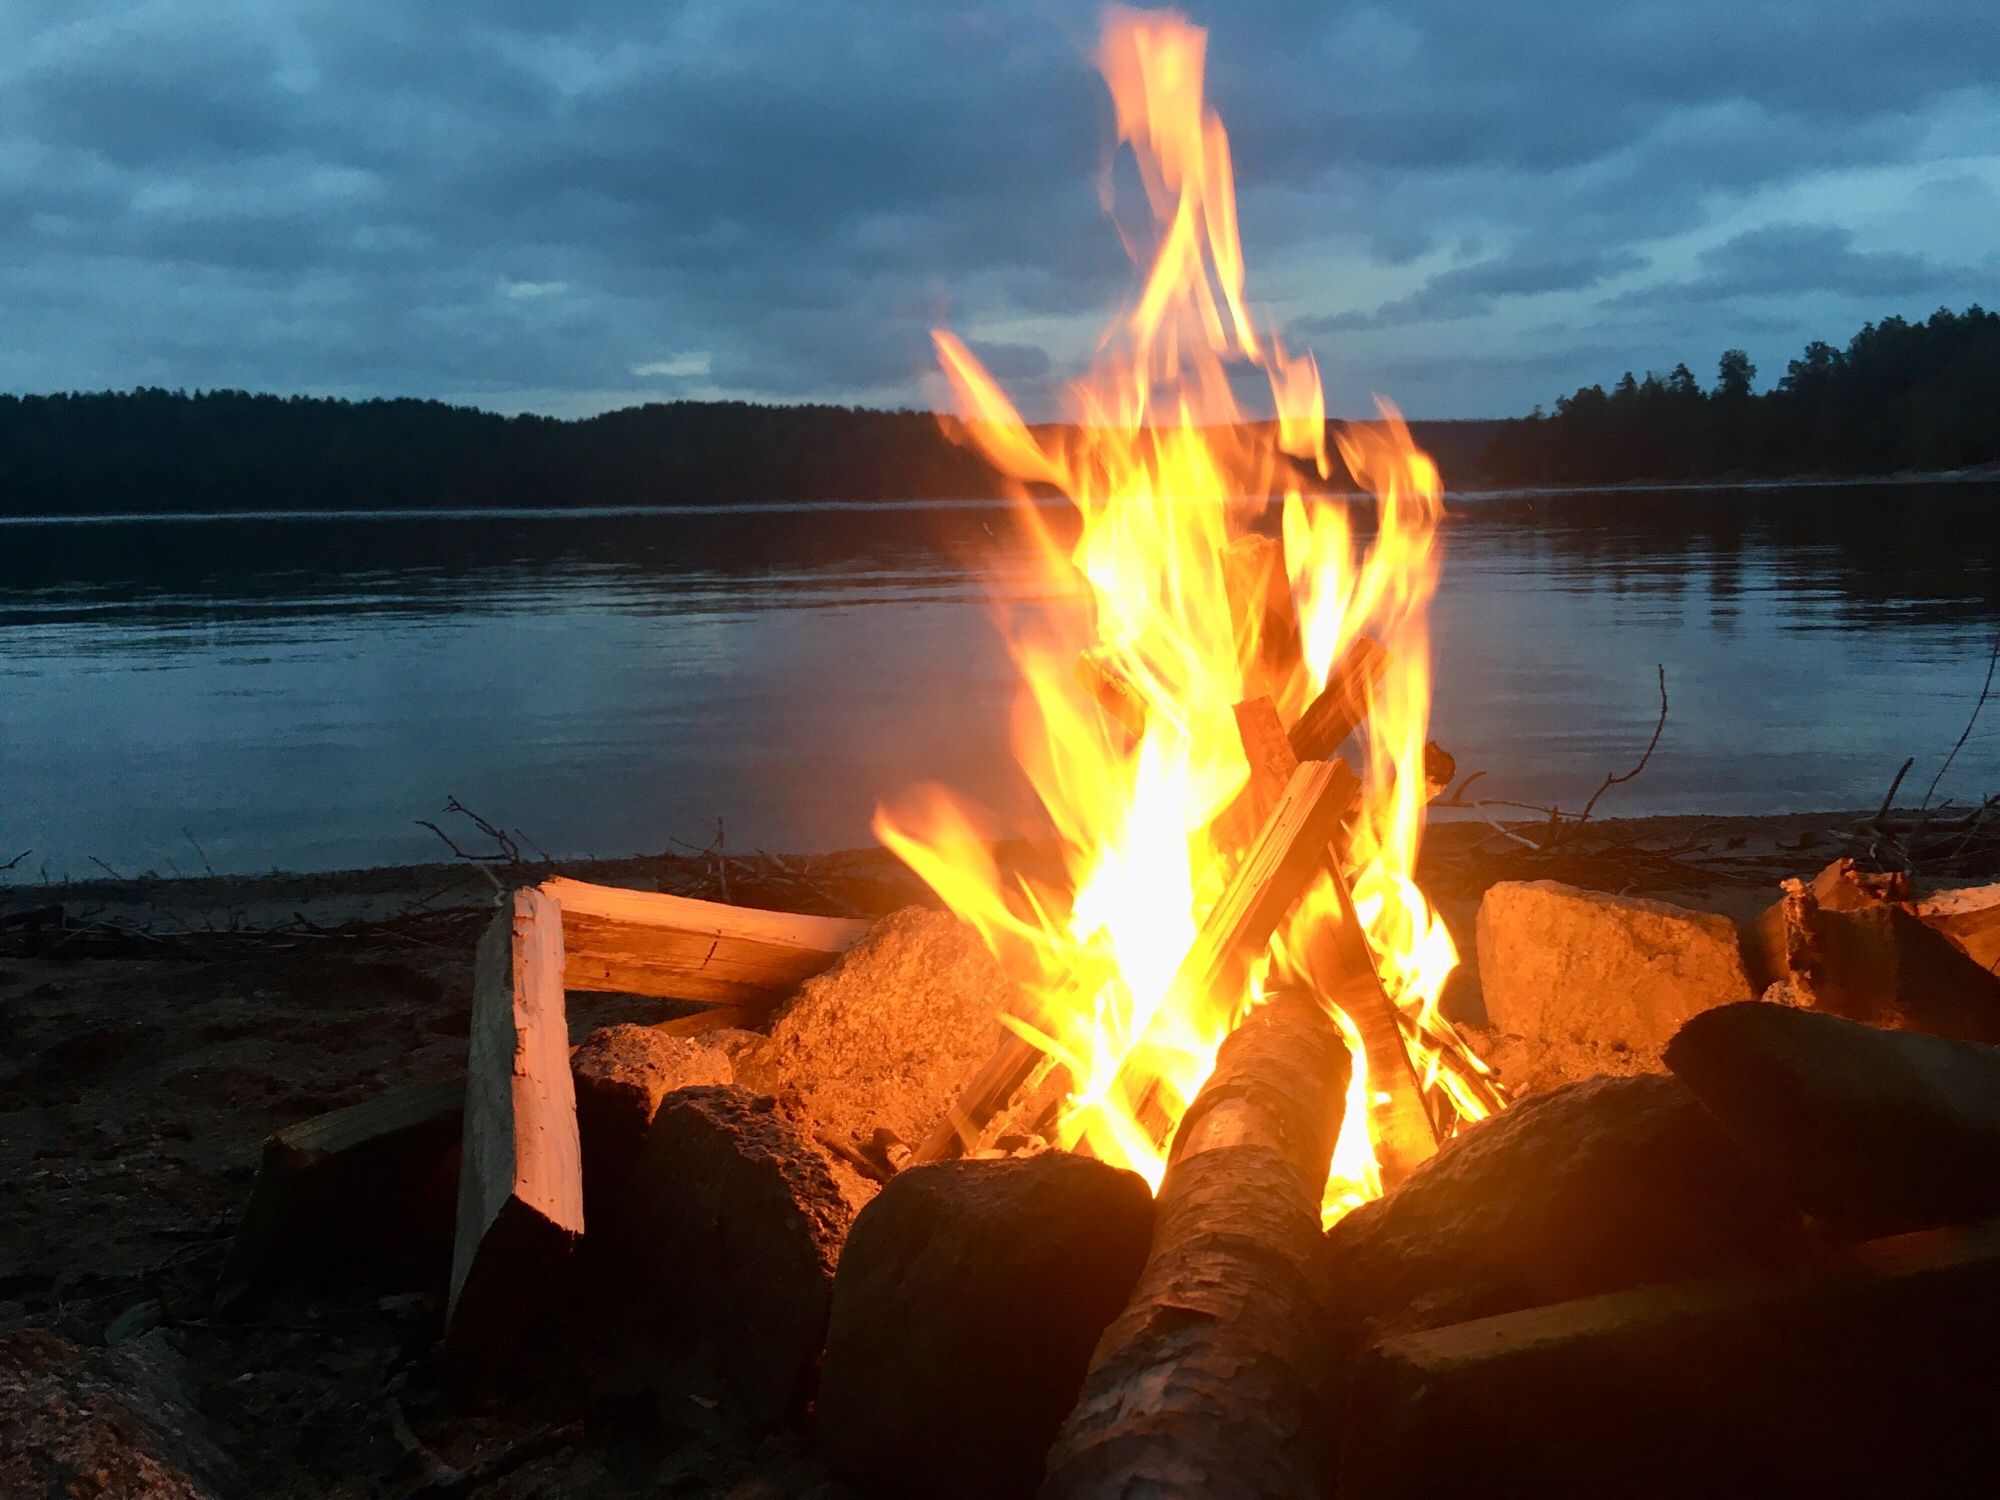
left=1, top=467, right=1993, bottom=527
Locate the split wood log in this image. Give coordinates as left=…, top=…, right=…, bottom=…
left=1290, top=635, right=1388, bottom=761
left=1039, top=994, right=1353, bottom=1500
left=541, top=876, right=869, bottom=1006
left=1220, top=533, right=1304, bottom=707
left=1234, top=696, right=1438, bottom=1186
left=1076, top=650, right=1147, bottom=745
left=1911, top=881, right=2000, bottom=975
left=216, top=1075, right=463, bottom=1312
left=447, top=888, right=584, bottom=1366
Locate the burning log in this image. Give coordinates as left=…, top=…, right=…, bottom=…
left=1219, top=533, right=1303, bottom=706
left=540, top=876, right=868, bottom=1007
left=1040, top=994, right=1352, bottom=1500
left=1233, top=696, right=1439, bottom=1185
left=1076, top=650, right=1147, bottom=745
left=1289, top=635, right=1388, bottom=761
left=917, top=756, right=1357, bottom=1163
left=446, top=888, right=584, bottom=1366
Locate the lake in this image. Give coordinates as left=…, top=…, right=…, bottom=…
left=2, top=483, right=1997, bottom=878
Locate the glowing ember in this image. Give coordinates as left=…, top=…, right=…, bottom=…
left=874, top=4, right=1500, bottom=1222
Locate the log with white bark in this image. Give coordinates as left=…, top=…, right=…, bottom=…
left=1039, top=994, right=1353, bottom=1500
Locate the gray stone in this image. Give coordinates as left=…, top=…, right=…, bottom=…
left=1321, top=1075, right=1804, bottom=1337
left=817, top=1155, right=1154, bottom=1500
left=745, top=906, right=1012, bottom=1154
left=570, top=1023, right=732, bottom=1218
left=1665, top=1000, right=2000, bottom=1237
left=1475, top=882, right=1755, bottom=1089
left=618, top=1085, right=854, bottom=1422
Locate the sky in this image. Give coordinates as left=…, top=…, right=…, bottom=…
left=1, top=1, right=1995, bottom=420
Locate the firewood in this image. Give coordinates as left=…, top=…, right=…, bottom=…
left=1289, top=635, right=1388, bottom=761
left=540, top=876, right=868, bottom=1006
left=447, top=888, right=584, bottom=1366
left=920, top=758, right=1357, bottom=1164
left=1911, top=881, right=2000, bottom=974
left=1040, top=995, right=1353, bottom=1500
left=1233, top=696, right=1438, bottom=1185
left=1340, top=1220, right=2000, bottom=1498
left=1219, top=532, right=1303, bottom=706
left=1076, top=650, right=1146, bottom=744
left=216, top=1076, right=463, bottom=1312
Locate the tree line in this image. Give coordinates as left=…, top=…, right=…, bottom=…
left=0, top=393, right=1006, bottom=515
left=1483, top=306, right=2000, bottom=485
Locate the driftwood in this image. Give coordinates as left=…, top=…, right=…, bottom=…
left=541, top=876, right=868, bottom=1006
left=1040, top=995, right=1353, bottom=1500
left=447, top=888, right=584, bottom=1365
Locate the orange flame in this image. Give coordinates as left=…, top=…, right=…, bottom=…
left=875, top=5, right=1496, bottom=1220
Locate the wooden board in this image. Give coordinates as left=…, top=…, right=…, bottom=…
left=447, top=887, right=585, bottom=1363
left=1289, top=634, right=1388, bottom=761
left=542, top=876, right=870, bottom=1005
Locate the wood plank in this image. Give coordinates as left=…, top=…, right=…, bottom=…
left=447, top=887, right=584, bottom=1365
left=1289, top=634, right=1388, bottom=761
left=542, top=876, right=870, bottom=1004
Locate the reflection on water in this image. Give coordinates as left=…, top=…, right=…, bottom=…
left=2, top=484, right=1996, bottom=876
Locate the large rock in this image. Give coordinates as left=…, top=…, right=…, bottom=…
left=817, top=1155, right=1154, bottom=1500
left=1665, top=1001, right=2000, bottom=1237
left=617, top=1085, right=855, bottom=1422
left=1321, top=1075, right=1804, bottom=1337
left=743, top=906, right=1014, bottom=1153
left=0, top=1330, right=231, bottom=1498
left=1475, top=881, right=1754, bottom=1087
left=570, top=1023, right=732, bottom=1219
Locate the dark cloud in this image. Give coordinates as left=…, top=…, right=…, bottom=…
left=0, top=0, right=1992, bottom=416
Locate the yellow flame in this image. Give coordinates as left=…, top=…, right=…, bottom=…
left=874, top=6, right=1495, bottom=1218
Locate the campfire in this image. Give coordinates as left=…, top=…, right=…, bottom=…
left=871, top=8, right=1497, bottom=1215
left=204, top=10, right=2000, bottom=1499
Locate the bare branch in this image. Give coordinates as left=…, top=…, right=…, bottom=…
left=1571, top=664, right=1668, bottom=833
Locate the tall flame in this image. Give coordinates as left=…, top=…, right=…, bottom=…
left=875, top=6, right=1495, bottom=1220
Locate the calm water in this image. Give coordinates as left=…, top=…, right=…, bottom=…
left=2, top=484, right=1997, bottom=878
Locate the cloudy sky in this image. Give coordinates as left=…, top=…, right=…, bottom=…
left=2, top=1, right=1995, bottom=419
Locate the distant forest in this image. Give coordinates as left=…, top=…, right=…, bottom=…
left=0, top=387, right=1501, bottom=516
left=1485, top=305, right=2000, bottom=485
left=0, top=304, right=1991, bottom=514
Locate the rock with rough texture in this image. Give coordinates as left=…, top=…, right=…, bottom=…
left=570, top=1023, right=732, bottom=1218
left=1665, top=1001, right=2000, bottom=1237
left=0, top=1330, right=231, bottom=1498
left=817, top=1155, right=1154, bottom=1500
left=1321, top=1075, right=1804, bottom=1336
left=617, top=1085, right=855, bottom=1422
left=1796, top=904, right=2000, bottom=1043
left=1476, top=881, right=1754, bottom=1084
left=745, top=906, right=1014, bottom=1153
